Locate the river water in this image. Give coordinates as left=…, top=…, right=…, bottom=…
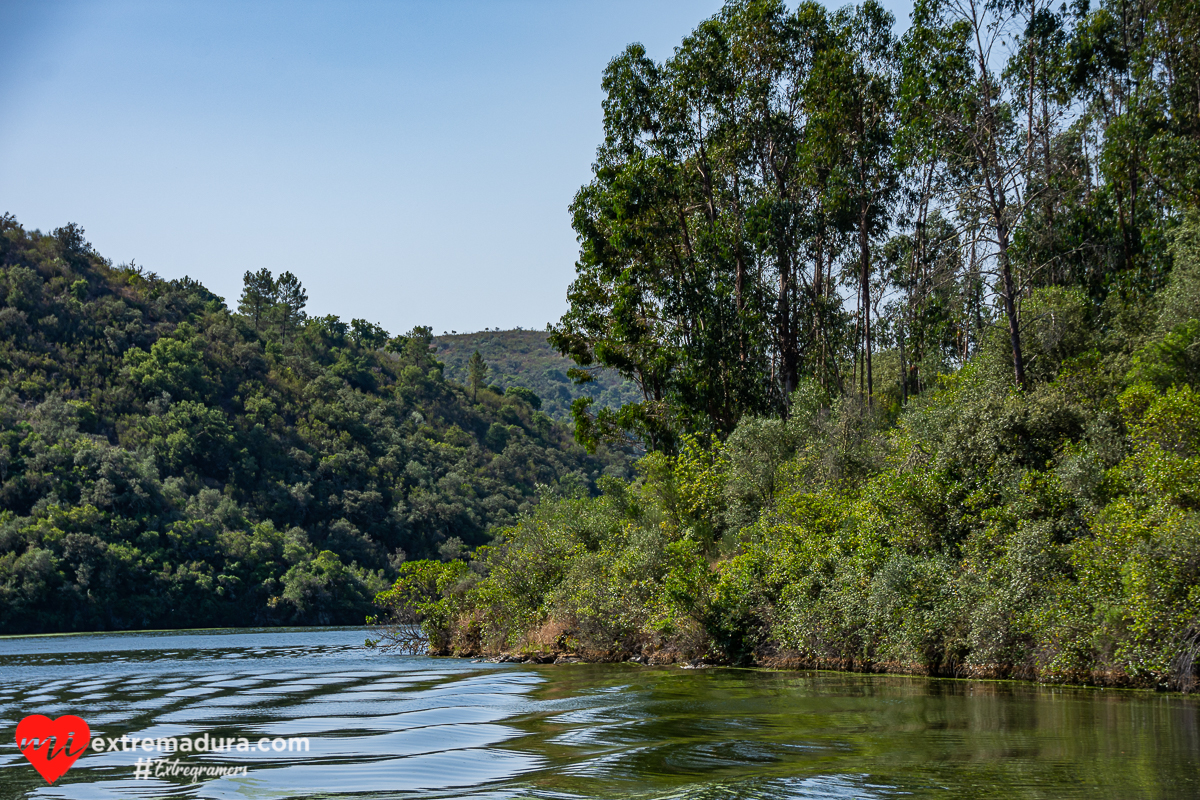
left=0, top=628, right=1196, bottom=799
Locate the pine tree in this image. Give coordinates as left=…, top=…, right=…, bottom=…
left=468, top=350, right=487, bottom=401
left=275, top=271, right=307, bottom=342
left=238, top=268, right=276, bottom=333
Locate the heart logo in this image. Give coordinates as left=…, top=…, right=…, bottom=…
left=16, top=714, right=91, bottom=784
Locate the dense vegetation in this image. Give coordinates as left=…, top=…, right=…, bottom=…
left=377, top=0, right=1200, bottom=691
left=0, top=218, right=627, bottom=634
left=432, top=330, right=640, bottom=421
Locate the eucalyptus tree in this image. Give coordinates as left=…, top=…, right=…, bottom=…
left=551, top=41, right=693, bottom=451
left=1063, top=0, right=1200, bottom=296
left=660, top=8, right=778, bottom=434
left=881, top=211, right=976, bottom=398
left=728, top=1, right=811, bottom=403
left=1000, top=0, right=1075, bottom=285
left=553, top=0, right=846, bottom=451
left=899, top=0, right=1034, bottom=387
left=812, top=1, right=899, bottom=405
left=789, top=4, right=853, bottom=394
left=1143, top=0, right=1200, bottom=209
left=552, top=5, right=761, bottom=450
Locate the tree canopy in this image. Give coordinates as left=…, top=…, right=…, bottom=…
left=553, top=0, right=1200, bottom=452
left=0, top=218, right=628, bottom=633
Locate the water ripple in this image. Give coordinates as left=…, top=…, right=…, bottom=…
left=1, top=628, right=1197, bottom=800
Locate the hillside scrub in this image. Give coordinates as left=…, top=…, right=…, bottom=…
left=0, top=217, right=628, bottom=633
left=432, top=330, right=640, bottom=422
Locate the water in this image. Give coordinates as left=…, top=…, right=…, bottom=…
left=0, top=628, right=1196, bottom=799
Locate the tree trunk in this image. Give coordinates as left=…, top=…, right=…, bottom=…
left=860, top=205, right=873, bottom=408
left=972, top=15, right=1027, bottom=388
left=815, top=228, right=826, bottom=391
left=778, top=249, right=796, bottom=404
left=996, top=218, right=1026, bottom=387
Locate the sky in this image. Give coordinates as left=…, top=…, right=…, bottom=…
left=1, top=0, right=912, bottom=337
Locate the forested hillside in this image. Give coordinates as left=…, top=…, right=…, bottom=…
left=377, top=0, right=1200, bottom=691
left=0, top=217, right=627, bottom=634
left=433, top=329, right=640, bottom=421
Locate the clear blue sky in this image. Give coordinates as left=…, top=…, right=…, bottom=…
left=1, top=0, right=911, bottom=337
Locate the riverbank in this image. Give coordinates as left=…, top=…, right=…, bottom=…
left=377, top=604, right=1193, bottom=691
left=421, top=640, right=1183, bottom=691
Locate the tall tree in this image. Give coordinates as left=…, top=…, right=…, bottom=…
left=553, top=0, right=843, bottom=451
left=467, top=350, right=488, bottom=401
left=816, top=1, right=899, bottom=406
left=901, top=0, right=1031, bottom=387
left=238, top=268, right=276, bottom=333
left=275, top=271, right=307, bottom=343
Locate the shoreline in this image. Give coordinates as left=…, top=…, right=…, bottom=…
left=427, top=645, right=1195, bottom=694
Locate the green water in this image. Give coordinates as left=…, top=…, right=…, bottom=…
left=0, top=628, right=1196, bottom=798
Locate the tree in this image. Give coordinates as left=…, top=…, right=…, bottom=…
left=900, top=0, right=1032, bottom=387
left=350, top=318, right=389, bottom=350
left=881, top=211, right=972, bottom=399
left=52, top=223, right=94, bottom=270
left=505, top=386, right=542, bottom=409
left=274, top=271, right=307, bottom=343
left=815, top=1, right=899, bottom=406
left=239, top=268, right=276, bottom=333
left=468, top=350, right=488, bottom=401
left=551, top=0, right=839, bottom=450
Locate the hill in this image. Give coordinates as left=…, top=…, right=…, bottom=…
left=0, top=216, right=628, bottom=634
left=432, top=329, right=640, bottom=421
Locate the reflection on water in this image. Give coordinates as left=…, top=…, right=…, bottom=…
left=0, top=628, right=1197, bottom=799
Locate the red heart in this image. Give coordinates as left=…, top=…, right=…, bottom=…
left=16, top=714, right=91, bottom=785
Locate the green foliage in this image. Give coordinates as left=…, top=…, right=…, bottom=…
left=0, top=217, right=628, bottom=634
left=388, top=0, right=1200, bottom=691
left=371, top=559, right=471, bottom=652
left=406, top=300, right=1200, bottom=690
left=1129, top=319, right=1200, bottom=392
left=432, top=329, right=639, bottom=421
left=274, top=270, right=307, bottom=342
left=1022, top=288, right=1093, bottom=382
left=238, top=268, right=276, bottom=333
left=467, top=350, right=487, bottom=401
left=504, top=385, right=541, bottom=410
left=1160, top=217, right=1200, bottom=330
left=124, top=335, right=203, bottom=399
